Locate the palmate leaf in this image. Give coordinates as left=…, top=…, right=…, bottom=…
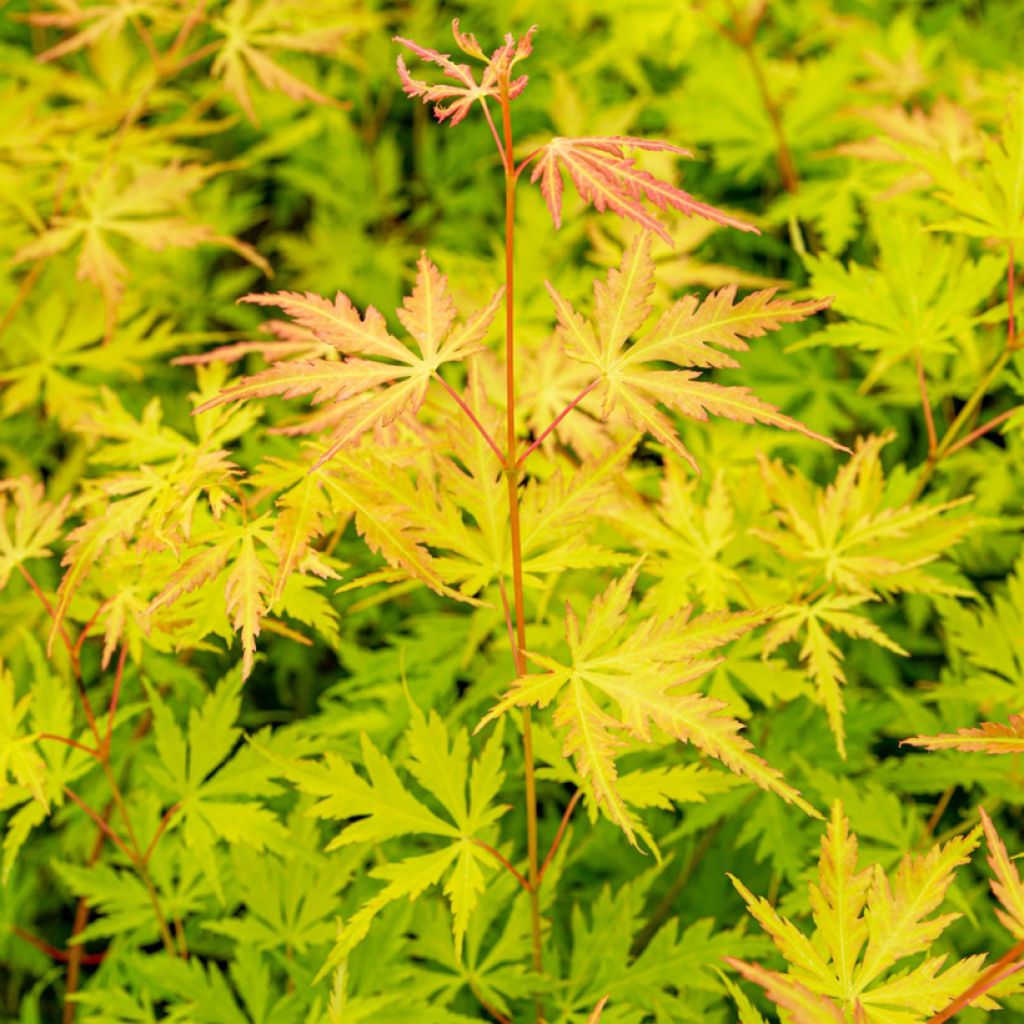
left=0, top=662, right=48, bottom=813
left=13, top=163, right=270, bottom=323
left=196, top=253, right=502, bottom=469
left=904, top=715, right=1024, bottom=755
left=263, top=707, right=507, bottom=967
left=478, top=565, right=815, bottom=845
left=761, top=595, right=907, bottom=759
left=727, top=802, right=994, bottom=1024
left=0, top=477, right=69, bottom=590
left=395, top=20, right=535, bottom=126
left=211, top=0, right=350, bottom=124
left=546, top=234, right=846, bottom=471
left=531, top=136, right=759, bottom=242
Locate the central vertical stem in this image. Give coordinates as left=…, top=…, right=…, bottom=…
left=498, top=80, right=544, bottom=1011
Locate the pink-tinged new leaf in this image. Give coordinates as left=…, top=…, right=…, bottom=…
left=529, top=136, right=758, bottom=241
left=200, top=257, right=501, bottom=463
left=395, top=22, right=534, bottom=127
left=904, top=714, right=1024, bottom=754
left=980, top=808, right=1024, bottom=939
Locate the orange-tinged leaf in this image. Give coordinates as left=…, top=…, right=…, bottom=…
left=530, top=136, right=758, bottom=241
left=725, top=960, right=845, bottom=1024
left=224, top=526, right=274, bottom=680
left=0, top=478, right=69, bottom=590
left=904, top=715, right=1024, bottom=755
left=546, top=235, right=846, bottom=470
left=980, top=808, right=1024, bottom=940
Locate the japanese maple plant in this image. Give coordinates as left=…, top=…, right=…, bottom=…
left=193, top=20, right=849, bottom=1014
left=9, top=14, right=1024, bottom=1024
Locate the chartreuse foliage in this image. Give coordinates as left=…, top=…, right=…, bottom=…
left=2, top=1, right=1024, bottom=1023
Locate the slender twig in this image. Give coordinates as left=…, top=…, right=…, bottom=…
left=433, top=372, right=506, bottom=465
left=165, top=0, right=208, bottom=65
left=497, top=577, right=520, bottom=668
left=928, top=939, right=1024, bottom=1023
left=472, top=839, right=531, bottom=893
left=104, top=643, right=129, bottom=752
left=143, top=804, right=181, bottom=865
left=922, top=786, right=955, bottom=842
left=17, top=564, right=78, bottom=674
left=538, top=789, right=582, bottom=885
left=631, top=817, right=727, bottom=956
left=1008, top=240, right=1017, bottom=350
left=944, top=405, right=1019, bottom=457
left=73, top=599, right=112, bottom=665
left=517, top=380, right=598, bottom=466
left=915, top=351, right=938, bottom=455
left=63, top=788, right=134, bottom=861
left=469, top=980, right=512, bottom=1024
left=12, top=927, right=106, bottom=966
left=38, top=734, right=100, bottom=759
left=498, top=74, right=545, bottom=1018
left=477, top=97, right=508, bottom=171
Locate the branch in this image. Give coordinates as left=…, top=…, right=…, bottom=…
left=63, top=788, right=134, bottom=861
left=538, top=789, right=582, bottom=884
left=915, top=351, right=938, bottom=455
left=944, top=405, right=1020, bottom=457
left=928, top=939, right=1024, bottom=1023
left=472, top=838, right=531, bottom=892
left=517, top=379, right=599, bottom=466
left=433, top=372, right=507, bottom=465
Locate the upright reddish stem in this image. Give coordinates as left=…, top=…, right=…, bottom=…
left=497, top=77, right=545, bottom=1015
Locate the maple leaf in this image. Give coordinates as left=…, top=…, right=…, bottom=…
left=761, top=595, right=907, bottom=759
left=26, top=0, right=172, bottom=62
left=727, top=801, right=994, bottom=1023
left=903, top=714, right=1024, bottom=755
left=196, top=253, right=502, bottom=469
left=478, top=564, right=815, bottom=845
left=546, top=234, right=846, bottom=472
left=530, top=136, right=760, bottom=242
left=394, top=20, right=535, bottom=126
left=12, top=163, right=270, bottom=327
left=263, top=707, right=507, bottom=967
left=0, top=662, right=49, bottom=813
left=211, top=0, right=349, bottom=124
left=0, top=477, right=69, bottom=590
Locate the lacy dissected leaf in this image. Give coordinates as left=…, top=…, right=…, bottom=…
left=546, top=235, right=845, bottom=471
left=979, top=808, right=1024, bottom=940
left=530, top=136, right=759, bottom=241
left=146, top=674, right=290, bottom=900
left=761, top=595, right=907, bottom=758
left=891, top=90, right=1024, bottom=241
left=263, top=707, right=507, bottom=966
left=478, top=564, right=814, bottom=845
left=904, top=715, right=1024, bottom=755
left=798, top=212, right=1002, bottom=388
left=26, top=0, right=173, bottom=62
left=728, top=801, right=992, bottom=1023
left=395, top=20, right=535, bottom=126
left=197, top=253, right=502, bottom=468
left=13, top=163, right=269, bottom=321
left=754, top=432, right=974, bottom=600
left=0, top=662, right=48, bottom=813
left=211, top=0, right=349, bottom=123
left=0, top=477, right=69, bottom=590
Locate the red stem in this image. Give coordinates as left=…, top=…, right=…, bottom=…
left=472, top=839, right=531, bottom=892
left=518, top=380, right=598, bottom=465
left=38, top=733, right=100, bottom=759
left=63, top=788, right=134, bottom=861
left=434, top=372, right=506, bottom=465
left=105, top=643, right=129, bottom=752
left=538, top=789, right=582, bottom=884
left=944, top=405, right=1019, bottom=456
left=12, top=926, right=107, bottom=966
left=73, top=599, right=111, bottom=664
left=143, top=803, right=180, bottom=864
left=18, top=563, right=78, bottom=676
left=915, top=351, right=938, bottom=455
left=928, top=939, right=1024, bottom=1023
